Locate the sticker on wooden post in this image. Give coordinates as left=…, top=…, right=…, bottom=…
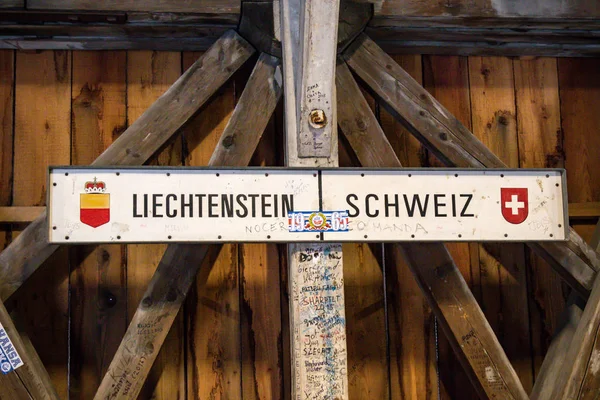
left=0, top=322, right=24, bottom=374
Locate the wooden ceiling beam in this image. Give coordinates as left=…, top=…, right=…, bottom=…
left=94, top=52, right=282, bottom=400
left=336, top=61, right=529, bottom=399
left=0, top=29, right=255, bottom=302
left=343, top=33, right=600, bottom=299
left=1, top=8, right=600, bottom=56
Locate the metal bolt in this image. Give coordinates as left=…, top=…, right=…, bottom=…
left=309, top=109, right=327, bottom=128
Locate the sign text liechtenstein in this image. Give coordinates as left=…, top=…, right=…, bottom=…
left=48, top=168, right=568, bottom=243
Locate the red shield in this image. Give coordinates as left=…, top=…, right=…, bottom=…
left=80, top=193, right=110, bottom=228
left=501, top=188, right=528, bottom=224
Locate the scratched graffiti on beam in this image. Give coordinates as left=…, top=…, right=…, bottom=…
left=292, top=244, right=347, bottom=399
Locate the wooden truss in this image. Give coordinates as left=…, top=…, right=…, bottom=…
left=1, top=3, right=600, bottom=399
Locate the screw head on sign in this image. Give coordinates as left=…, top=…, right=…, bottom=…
left=309, top=109, right=327, bottom=128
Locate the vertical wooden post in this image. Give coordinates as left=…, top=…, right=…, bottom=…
left=279, top=0, right=348, bottom=399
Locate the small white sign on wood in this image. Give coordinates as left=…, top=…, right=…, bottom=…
left=47, top=167, right=567, bottom=243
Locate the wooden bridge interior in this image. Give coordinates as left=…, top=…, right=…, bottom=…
left=0, top=0, right=600, bottom=399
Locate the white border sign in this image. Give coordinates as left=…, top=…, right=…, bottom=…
left=48, top=167, right=568, bottom=243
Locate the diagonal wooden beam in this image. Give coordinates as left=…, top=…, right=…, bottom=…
left=93, top=52, right=282, bottom=400
left=0, top=301, right=60, bottom=399
left=536, top=222, right=600, bottom=399
left=530, top=293, right=585, bottom=399
left=336, top=61, right=528, bottom=399
left=343, top=33, right=600, bottom=299
left=0, top=29, right=254, bottom=302
left=549, top=274, right=600, bottom=398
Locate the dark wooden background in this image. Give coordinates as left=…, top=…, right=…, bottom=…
left=0, top=48, right=599, bottom=399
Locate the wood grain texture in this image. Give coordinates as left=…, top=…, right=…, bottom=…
left=0, top=207, right=44, bottom=223
left=182, top=50, right=239, bottom=400
left=550, top=272, right=600, bottom=399
left=336, top=68, right=388, bottom=398
left=2, top=12, right=600, bottom=57
left=366, top=15, right=600, bottom=57
left=468, top=56, right=518, bottom=167
left=68, top=51, right=128, bottom=400
left=12, top=50, right=71, bottom=399
left=422, top=54, right=479, bottom=400
left=337, top=63, right=528, bottom=399
left=281, top=2, right=348, bottom=398
left=513, top=57, right=567, bottom=384
left=570, top=203, right=600, bottom=219
left=0, top=301, right=60, bottom=399
left=96, top=52, right=280, bottom=400
left=559, top=58, right=600, bottom=206
left=27, top=0, right=240, bottom=14
left=468, top=56, right=534, bottom=392
left=0, top=30, right=254, bottom=303
left=0, top=51, right=13, bottom=211
left=344, top=34, right=600, bottom=299
left=548, top=57, right=600, bottom=400
left=126, top=49, right=184, bottom=400
left=0, top=49, right=13, bottom=284
left=240, top=90, right=283, bottom=400
left=343, top=242, right=388, bottom=399
left=530, top=293, right=584, bottom=400
left=375, top=0, right=600, bottom=17
left=357, top=55, right=437, bottom=399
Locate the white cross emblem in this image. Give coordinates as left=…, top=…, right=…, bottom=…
left=505, top=194, right=525, bottom=215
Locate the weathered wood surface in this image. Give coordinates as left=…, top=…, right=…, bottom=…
left=549, top=273, right=600, bottom=398
left=421, top=54, right=479, bottom=400
left=341, top=58, right=434, bottom=399
left=530, top=294, right=585, bottom=400
left=94, top=52, right=282, bottom=400
left=337, top=85, right=388, bottom=398
left=127, top=49, right=186, bottom=399
left=543, top=57, right=600, bottom=400
left=12, top=50, right=71, bottom=398
left=513, top=56, right=567, bottom=381
left=28, top=0, right=240, bottom=14
left=68, top=50, right=128, bottom=400
left=0, top=30, right=254, bottom=302
left=336, top=61, right=528, bottom=399
left=367, top=16, right=600, bottom=57
left=239, top=1, right=370, bottom=58
left=468, top=56, right=534, bottom=391
left=280, top=0, right=349, bottom=398
left=0, top=11, right=236, bottom=52
left=0, top=301, right=60, bottom=399
left=570, top=203, right=600, bottom=219
left=240, top=114, right=284, bottom=399
left=280, top=0, right=339, bottom=168
left=0, top=49, right=14, bottom=256
left=181, top=50, right=240, bottom=399
left=344, top=33, right=600, bottom=299
left=0, top=207, right=45, bottom=223
left=374, top=0, right=600, bottom=17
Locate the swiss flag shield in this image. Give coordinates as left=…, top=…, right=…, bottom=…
left=501, top=188, right=528, bottom=224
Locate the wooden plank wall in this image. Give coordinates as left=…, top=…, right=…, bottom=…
left=0, top=48, right=599, bottom=399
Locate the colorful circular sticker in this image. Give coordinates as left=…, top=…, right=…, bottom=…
left=308, top=212, right=327, bottom=230
left=1, top=361, right=11, bottom=373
